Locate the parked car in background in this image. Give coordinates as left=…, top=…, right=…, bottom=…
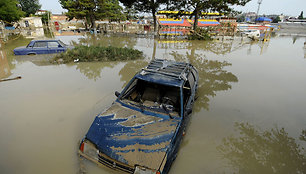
left=14, top=40, right=69, bottom=55
left=79, top=59, right=199, bottom=174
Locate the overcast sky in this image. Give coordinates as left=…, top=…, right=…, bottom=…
left=41, top=0, right=306, bottom=17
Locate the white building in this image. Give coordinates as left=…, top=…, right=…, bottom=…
left=19, top=17, right=43, bottom=28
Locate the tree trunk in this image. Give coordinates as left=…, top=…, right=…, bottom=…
left=153, top=11, right=157, bottom=32
left=89, top=12, right=97, bottom=34
left=150, top=0, right=157, bottom=32
left=193, top=7, right=199, bottom=31
left=84, top=17, right=88, bottom=30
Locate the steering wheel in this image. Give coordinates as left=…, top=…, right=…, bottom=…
left=161, top=97, right=175, bottom=106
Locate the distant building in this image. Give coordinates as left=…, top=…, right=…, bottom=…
left=35, top=10, right=48, bottom=15
left=51, top=14, right=69, bottom=22
left=245, top=12, right=257, bottom=22
left=19, top=17, right=43, bottom=28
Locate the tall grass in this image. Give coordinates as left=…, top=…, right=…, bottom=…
left=52, top=45, right=144, bottom=63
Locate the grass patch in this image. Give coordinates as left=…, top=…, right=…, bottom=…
left=52, top=45, right=144, bottom=63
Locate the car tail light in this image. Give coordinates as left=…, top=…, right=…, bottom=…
left=79, top=140, right=99, bottom=160
left=80, top=141, right=85, bottom=152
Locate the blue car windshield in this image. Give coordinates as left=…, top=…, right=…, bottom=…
left=120, top=78, right=181, bottom=117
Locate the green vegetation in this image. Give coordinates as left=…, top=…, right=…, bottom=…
left=52, top=45, right=144, bottom=63
left=98, top=0, right=126, bottom=22
left=18, top=0, right=41, bottom=17
left=59, top=0, right=125, bottom=30
left=120, top=0, right=168, bottom=31
left=37, top=11, right=52, bottom=25
left=298, top=11, right=304, bottom=19
left=0, top=0, right=25, bottom=22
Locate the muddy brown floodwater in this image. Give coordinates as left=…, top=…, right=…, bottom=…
left=0, top=34, right=306, bottom=174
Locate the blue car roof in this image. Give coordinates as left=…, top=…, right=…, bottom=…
left=135, top=73, right=183, bottom=87
left=31, top=40, right=60, bottom=42
left=135, top=59, right=190, bottom=87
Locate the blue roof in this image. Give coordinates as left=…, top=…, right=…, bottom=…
left=255, top=17, right=272, bottom=22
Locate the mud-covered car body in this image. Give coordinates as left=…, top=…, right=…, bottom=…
left=13, top=40, right=68, bottom=55
left=79, top=59, right=198, bottom=174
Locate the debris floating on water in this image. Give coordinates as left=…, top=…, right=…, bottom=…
left=0, top=76, right=22, bottom=82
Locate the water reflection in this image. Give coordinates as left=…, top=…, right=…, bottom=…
left=0, top=49, right=11, bottom=79
left=77, top=34, right=137, bottom=48
left=304, top=42, right=306, bottom=59
left=118, top=60, right=148, bottom=87
left=170, top=50, right=238, bottom=112
left=157, top=38, right=263, bottom=55
left=67, top=62, right=118, bottom=81
left=1, top=35, right=32, bottom=71
left=217, top=122, right=306, bottom=174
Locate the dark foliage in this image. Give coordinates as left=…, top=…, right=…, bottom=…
left=52, top=45, right=144, bottom=63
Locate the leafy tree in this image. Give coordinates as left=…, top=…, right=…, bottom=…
left=123, top=6, right=138, bottom=20
left=0, top=0, right=25, bottom=23
left=60, top=0, right=125, bottom=29
left=298, top=11, right=303, bottom=19
left=36, top=11, right=51, bottom=25
left=120, top=0, right=168, bottom=31
left=59, top=0, right=98, bottom=29
left=272, top=16, right=280, bottom=23
left=18, top=0, right=41, bottom=17
left=168, top=0, right=251, bottom=30
left=97, top=0, right=126, bottom=22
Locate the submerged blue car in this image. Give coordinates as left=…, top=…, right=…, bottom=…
left=79, top=59, right=198, bottom=174
left=14, top=40, right=69, bottom=55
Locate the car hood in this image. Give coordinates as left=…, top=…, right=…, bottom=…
left=14, top=46, right=27, bottom=50
left=85, top=102, right=180, bottom=170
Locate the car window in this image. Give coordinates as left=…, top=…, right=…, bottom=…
left=48, top=42, right=60, bottom=48
left=121, top=78, right=181, bottom=115
left=191, top=68, right=197, bottom=80
left=33, top=42, right=47, bottom=48
left=122, top=78, right=138, bottom=99
left=187, top=72, right=195, bottom=89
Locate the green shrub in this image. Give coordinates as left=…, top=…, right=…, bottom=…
left=52, top=45, right=144, bottom=63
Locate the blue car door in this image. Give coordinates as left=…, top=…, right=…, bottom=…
left=32, top=41, right=48, bottom=54
left=47, top=41, right=65, bottom=54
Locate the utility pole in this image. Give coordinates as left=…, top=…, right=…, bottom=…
left=256, top=0, right=263, bottom=17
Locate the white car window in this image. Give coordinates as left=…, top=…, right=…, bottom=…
left=48, top=42, right=60, bottom=48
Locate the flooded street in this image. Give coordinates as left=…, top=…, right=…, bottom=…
left=0, top=34, right=306, bottom=174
